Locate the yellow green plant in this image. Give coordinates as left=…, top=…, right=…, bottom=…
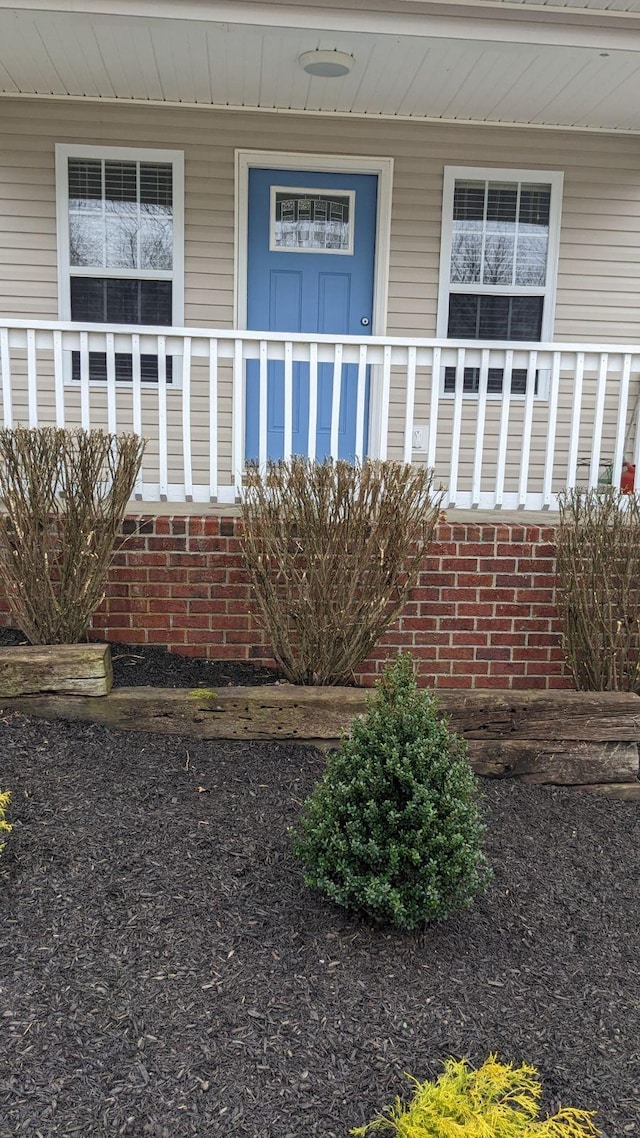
left=352, top=1055, right=600, bottom=1137
left=0, top=790, right=12, bottom=857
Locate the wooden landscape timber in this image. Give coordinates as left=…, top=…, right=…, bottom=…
left=0, top=643, right=113, bottom=697
left=2, top=684, right=639, bottom=788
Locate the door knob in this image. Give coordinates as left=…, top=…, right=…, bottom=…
left=360, top=317, right=370, bottom=327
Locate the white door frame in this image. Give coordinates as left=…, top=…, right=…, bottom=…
left=234, top=149, right=393, bottom=336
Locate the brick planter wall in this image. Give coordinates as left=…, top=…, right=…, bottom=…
left=0, top=516, right=573, bottom=690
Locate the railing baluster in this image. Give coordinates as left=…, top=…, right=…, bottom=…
left=448, top=347, right=465, bottom=507
left=209, top=338, right=218, bottom=501
left=427, top=346, right=441, bottom=472
left=589, top=352, right=608, bottom=489
left=0, top=327, right=13, bottom=428
left=542, top=351, right=561, bottom=508
left=518, top=350, right=537, bottom=508
left=80, top=331, right=91, bottom=431
left=471, top=349, right=489, bottom=507
left=182, top=335, right=193, bottom=501
left=157, top=334, right=168, bottom=501
left=131, top=334, right=143, bottom=499
left=27, top=327, right=38, bottom=427
left=378, top=343, right=392, bottom=461
left=232, top=337, right=244, bottom=499
left=53, top=329, right=64, bottom=427
left=494, top=349, right=513, bottom=508
left=355, top=342, right=368, bottom=463
left=403, top=345, right=417, bottom=464
left=259, top=339, right=268, bottom=472
left=633, top=358, right=640, bottom=478
left=308, top=342, right=318, bottom=462
left=612, top=352, right=632, bottom=488
left=105, top=331, right=117, bottom=434
left=330, top=342, right=343, bottom=459
left=566, top=351, right=584, bottom=489
left=284, top=340, right=293, bottom=462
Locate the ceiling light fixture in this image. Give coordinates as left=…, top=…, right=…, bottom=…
left=299, top=49, right=355, bottom=78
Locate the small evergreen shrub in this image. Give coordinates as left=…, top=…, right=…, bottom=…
left=0, top=791, right=12, bottom=859
left=352, top=1055, right=600, bottom=1136
left=293, top=654, right=490, bottom=929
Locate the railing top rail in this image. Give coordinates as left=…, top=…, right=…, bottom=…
left=3, top=318, right=640, bottom=356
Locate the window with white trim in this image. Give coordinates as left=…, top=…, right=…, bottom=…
left=437, top=166, right=563, bottom=394
left=56, top=144, right=184, bottom=383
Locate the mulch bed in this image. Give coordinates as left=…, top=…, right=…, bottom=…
left=1, top=712, right=638, bottom=1137
left=0, top=628, right=282, bottom=688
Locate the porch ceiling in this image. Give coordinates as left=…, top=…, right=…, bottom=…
left=1, top=5, right=640, bottom=130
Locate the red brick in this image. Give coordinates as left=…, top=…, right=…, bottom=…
left=442, top=557, right=478, bottom=573
left=175, top=614, right=211, bottom=629
left=451, top=632, right=488, bottom=646
left=146, top=598, right=188, bottom=614
left=458, top=603, right=494, bottom=618
left=511, top=675, right=549, bottom=690
left=456, top=573, right=494, bottom=588
left=460, top=543, right=495, bottom=557
left=452, top=660, right=489, bottom=675
left=495, top=573, right=527, bottom=589
left=476, top=647, right=511, bottom=661
left=442, top=587, right=478, bottom=603
left=497, top=543, right=533, bottom=558
left=479, top=558, right=515, bottom=573
left=434, top=675, right=473, bottom=689
left=479, top=588, right=516, bottom=603
left=488, top=660, right=527, bottom=675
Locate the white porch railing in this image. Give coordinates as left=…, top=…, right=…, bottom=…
left=2, top=318, right=640, bottom=509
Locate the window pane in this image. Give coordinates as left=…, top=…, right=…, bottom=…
left=482, top=234, right=515, bottom=285
left=448, top=294, right=480, bottom=338
left=140, top=163, right=173, bottom=208
left=515, top=235, right=548, bottom=286
left=71, top=277, right=172, bottom=325
left=451, top=233, right=482, bottom=284
left=68, top=159, right=102, bottom=209
left=105, top=161, right=137, bottom=202
left=453, top=181, right=485, bottom=221
left=508, top=295, right=544, bottom=340
left=139, top=212, right=173, bottom=270
left=486, top=183, right=517, bottom=224
left=477, top=295, right=510, bottom=339
left=519, top=185, right=551, bottom=227
left=69, top=213, right=104, bottom=268
left=448, top=294, right=543, bottom=341
left=105, top=213, right=139, bottom=269
left=272, top=191, right=352, bottom=251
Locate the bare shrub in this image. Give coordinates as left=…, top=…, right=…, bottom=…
left=0, top=427, right=145, bottom=644
left=240, top=458, right=443, bottom=685
left=556, top=487, right=640, bottom=691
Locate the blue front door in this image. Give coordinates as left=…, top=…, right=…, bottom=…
left=246, top=167, right=377, bottom=461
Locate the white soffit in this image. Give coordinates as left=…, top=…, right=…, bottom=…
left=477, top=0, right=640, bottom=11
left=0, top=8, right=640, bottom=130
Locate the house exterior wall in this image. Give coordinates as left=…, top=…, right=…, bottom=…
left=1, top=98, right=640, bottom=493
left=0, top=97, right=634, bottom=686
